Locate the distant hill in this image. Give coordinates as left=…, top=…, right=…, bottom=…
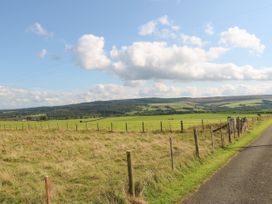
left=1, top=95, right=272, bottom=120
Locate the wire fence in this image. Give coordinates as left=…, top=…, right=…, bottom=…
left=0, top=115, right=268, bottom=203
left=0, top=116, right=258, bottom=133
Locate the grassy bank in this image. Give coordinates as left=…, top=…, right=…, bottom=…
left=144, top=118, right=272, bottom=204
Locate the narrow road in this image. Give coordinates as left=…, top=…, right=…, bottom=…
left=182, top=126, right=272, bottom=204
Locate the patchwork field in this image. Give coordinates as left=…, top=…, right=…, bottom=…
left=0, top=113, right=263, bottom=203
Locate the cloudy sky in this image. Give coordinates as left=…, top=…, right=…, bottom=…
left=1, top=0, right=272, bottom=109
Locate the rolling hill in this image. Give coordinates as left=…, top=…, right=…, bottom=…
left=1, top=95, right=272, bottom=120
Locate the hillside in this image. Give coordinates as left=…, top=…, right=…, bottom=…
left=1, top=95, right=272, bottom=120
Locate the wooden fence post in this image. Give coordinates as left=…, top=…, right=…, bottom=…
left=236, top=117, right=240, bottom=137
left=202, top=119, right=204, bottom=132
left=193, top=128, right=200, bottom=158
left=220, top=128, right=224, bottom=147
left=76, top=124, right=78, bottom=131
left=210, top=126, right=215, bottom=151
left=240, top=118, right=243, bottom=133
left=180, top=120, right=184, bottom=133
left=110, top=123, right=113, bottom=132
left=160, top=121, right=163, bottom=132
left=44, top=176, right=51, bottom=204
left=240, top=118, right=247, bottom=133
left=97, top=123, right=99, bottom=131
left=142, top=122, right=145, bottom=133
left=125, top=122, right=128, bottom=132
left=232, top=119, right=236, bottom=138
left=228, top=122, right=232, bottom=143
left=244, top=117, right=248, bottom=132
left=169, top=136, right=174, bottom=170
left=126, top=151, right=135, bottom=197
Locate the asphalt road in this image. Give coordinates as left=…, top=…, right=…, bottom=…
left=182, top=126, right=272, bottom=204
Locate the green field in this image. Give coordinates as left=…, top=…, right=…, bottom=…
left=0, top=113, right=257, bottom=132
left=220, top=99, right=264, bottom=108
left=0, top=113, right=264, bottom=203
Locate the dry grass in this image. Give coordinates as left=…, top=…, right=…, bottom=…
left=0, top=121, right=244, bottom=203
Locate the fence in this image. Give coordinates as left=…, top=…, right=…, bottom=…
left=0, top=115, right=267, bottom=202
left=0, top=116, right=260, bottom=133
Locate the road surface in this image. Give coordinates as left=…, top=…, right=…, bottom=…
left=182, top=126, right=272, bottom=204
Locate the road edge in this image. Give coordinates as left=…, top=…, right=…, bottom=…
left=145, top=119, right=272, bottom=204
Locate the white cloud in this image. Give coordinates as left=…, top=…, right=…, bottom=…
left=2, top=82, right=272, bottom=109
left=219, top=26, right=265, bottom=54
left=205, top=23, right=214, bottom=35
left=74, top=34, right=110, bottom=70
left=158, top=15, right=170, bottom=25
left=0, top=86, right=77, bottom=109
left=37, top=49, right=47, bottom=59
left=83, top=84, right=139, bottom=101
left=73, top=33, right=272, bottom=82
left=109, top=41, right=272, bottom=81
left=27, top=22, right=53, bottom=37
left=110, top=41, right=232, bottom=80
left=181, top=34, right=205, bottom=47
left=0, top=84, right=139, bottom=109
left=138, top=15, right=179, bottom=39
left=180, top=83, right=272, bottom=97
left=73, top=30, right=272, bottom=82
left=124, top=80, right=146, bottom=87
left=138, top=21, right=157, bottom=36
left=140, top=82, right=182, bottom=97
left=206, top=47, right=229, bottom=60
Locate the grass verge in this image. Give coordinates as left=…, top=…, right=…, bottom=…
left=144, top=119, right=272, bottom=204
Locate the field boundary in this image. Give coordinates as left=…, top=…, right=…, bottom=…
left=144, top=118, right=272, bottom=204
left=0, top=115, right=268, bottom=203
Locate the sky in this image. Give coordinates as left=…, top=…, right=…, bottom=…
left=2, top=0, right=272, bottom=109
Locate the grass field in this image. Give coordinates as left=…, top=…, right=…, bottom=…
left=220, top=99, right=263, bottom=108
left=0, top=113, right=257, bottom=132
left=0, top=113, right=264, bottom=203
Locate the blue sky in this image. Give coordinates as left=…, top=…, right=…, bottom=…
left=1, top=0, right=272, bottom=108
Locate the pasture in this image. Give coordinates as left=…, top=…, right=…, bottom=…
left=0, top=113, right=263, bottom=203
left=0, top=113, right=257, bottom=132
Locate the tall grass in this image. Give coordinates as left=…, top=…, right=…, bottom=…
left=0, top=115, right=265, bottom=203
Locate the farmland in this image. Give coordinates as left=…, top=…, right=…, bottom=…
left=0, top=113, right=258, bottom=132
left=0, top=113, right=267, bottom=203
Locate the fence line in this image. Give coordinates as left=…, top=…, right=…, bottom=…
left=0, top=115, right=269, bottom=202
left=0, top=116, right=262, bottom=133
